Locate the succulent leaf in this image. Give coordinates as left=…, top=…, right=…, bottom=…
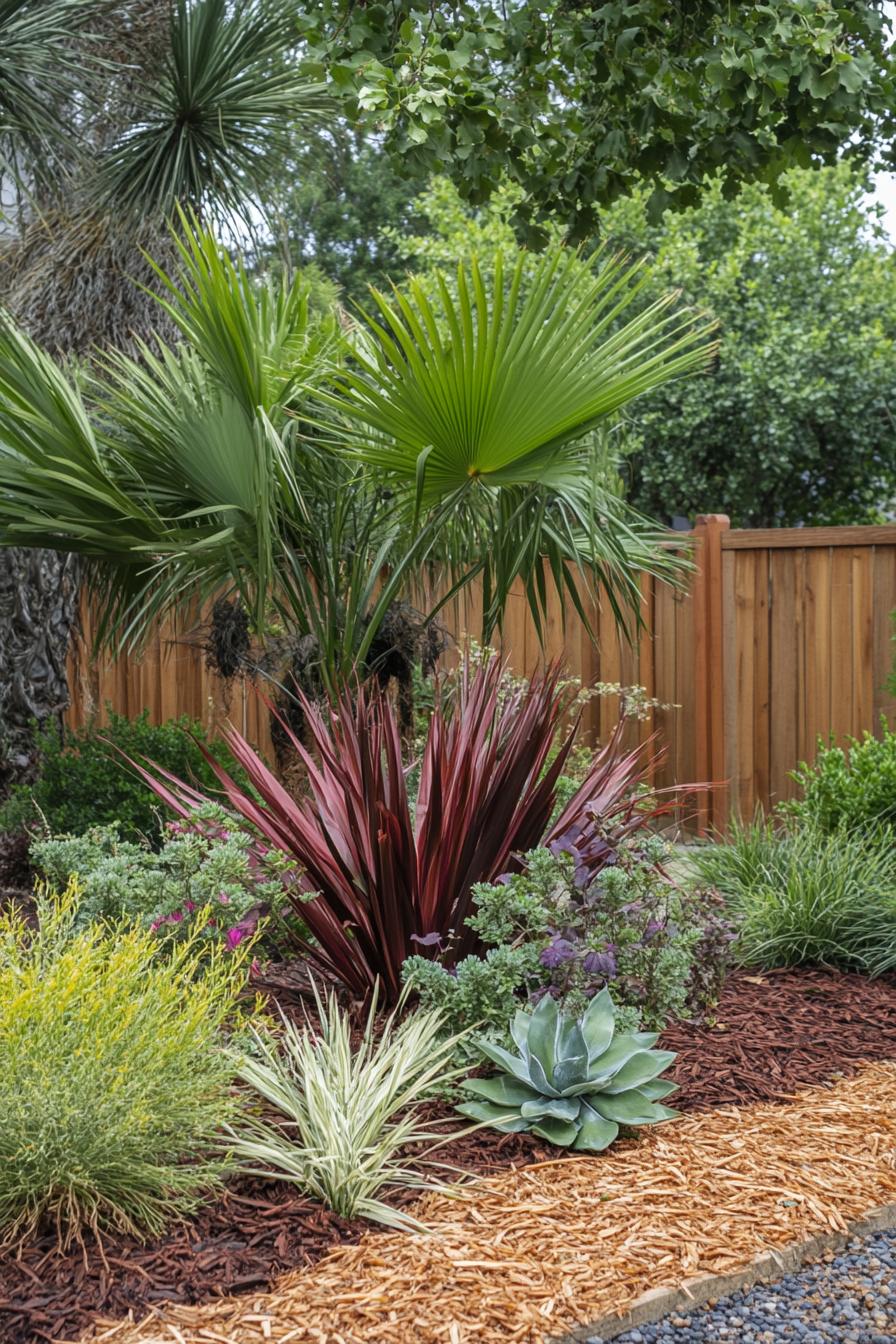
left=525, top=1046, right=560, bottom=1097
left=526, top=993, right=561, bottom=1078
left=558, top=1077, right=608, bottom=1098
left=632, top=1031, right=661, bottom=1049
left=463, top=1076, right=541, bottom=1107
left=477, top=1038, right=538, bottom=1086
left=586, top=1032, right=646, bottom=1079
left=592, top=1089, right=666, bottom=1125
left=581, top=987, right=615, bottom=1059
left=530, top=1116, right=578, bottom=1146
left=509, top=1009, right=532, bottom=1055
left=456, top=1100, right=530, bottom=1132
left=519, top=1096, right=580, bottom=1122
left=640, top=1078, right=678, bottom=1102
left=557, top=1018, right=588, bottom=1063
left=601, top=1049, right=677, bottom=1095
left=573, top=1102, right=619, bottom=1152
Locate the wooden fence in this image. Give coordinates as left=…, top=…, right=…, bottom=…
left=66, top=516, right=896, bottom=831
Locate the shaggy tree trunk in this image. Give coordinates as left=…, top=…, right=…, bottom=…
left=0, top=548, right=79, bottom=794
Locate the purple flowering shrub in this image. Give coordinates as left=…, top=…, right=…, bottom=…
left=30, top=805, right=300, bottom=955
left=403, top=840, right=734, bottom=1054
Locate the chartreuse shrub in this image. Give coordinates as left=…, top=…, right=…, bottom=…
left=30, top=808, right=295, bottom=951
left=0, top=709, right=244, bottom=846
left=403, top=843, right=733, bottom=1058
left=226, top=986, right=468, bottom=1229
left=691, top=816, right=896, bottom=976
left=0, top=881, right=248, bottom=1247
left=458, top=989, right=678, bottom=1151
left=782, top=722, right=896, bottom=835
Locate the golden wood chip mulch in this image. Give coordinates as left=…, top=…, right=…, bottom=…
left=88, top=1060, right=896, bottom=1344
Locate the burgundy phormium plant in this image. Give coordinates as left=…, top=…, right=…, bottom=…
left=134, top=659, right=685, bottom=1003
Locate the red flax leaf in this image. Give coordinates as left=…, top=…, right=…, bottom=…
left=132, top=660, right=677, bottom=1003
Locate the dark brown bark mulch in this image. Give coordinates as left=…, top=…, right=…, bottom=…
left=0, top=831, right=34, bottom=919
left=0, top=1178, right=360, bottom=1344
left=1, top=965, right=894, bottom=1344
left=662, top=965, right=896, bottom=1111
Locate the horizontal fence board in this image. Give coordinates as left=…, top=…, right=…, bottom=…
left=64, top=520, right=896, bottom=832
left=722, top=524, right=896, bottom=550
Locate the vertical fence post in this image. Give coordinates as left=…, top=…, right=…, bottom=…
left=692, top=514, right=730, bottom=833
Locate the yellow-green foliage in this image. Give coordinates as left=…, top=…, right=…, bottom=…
left=0, top=880, right=247, bottom=1247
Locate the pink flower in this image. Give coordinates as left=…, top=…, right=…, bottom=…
left=184, top=900, right=196, bottom=913
left=149, top=919, right=162, bottom=933
left=225, top=926, right=246, bottom=950
left=168, top=910, right=183, bottom=924
left=218, top=892, right=231, bottom=905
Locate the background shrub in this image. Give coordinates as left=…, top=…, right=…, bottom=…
left=691, top=817, right=896, bottom=976
left=0, top=709, right=245, bottom=846
left=782, top=722, right=896, bottom=835
left=30, top=808, right=297, bottom=952
left=0, top=882, right=247, bottom=1247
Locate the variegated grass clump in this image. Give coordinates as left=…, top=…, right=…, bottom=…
left=227, top=986, right=469, bottom=1229
left=0, top=881, right=248, bottom=1248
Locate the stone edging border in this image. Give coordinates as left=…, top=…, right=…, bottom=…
left=550, top=1202, right=896, bottom=1343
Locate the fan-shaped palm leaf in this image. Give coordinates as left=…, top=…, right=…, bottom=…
left=332, top=248, right=713, bottom=497
left=327, top=247, right=715, bottom=635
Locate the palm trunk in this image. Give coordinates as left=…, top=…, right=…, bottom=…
left=0, top=548, right=79, bottom=795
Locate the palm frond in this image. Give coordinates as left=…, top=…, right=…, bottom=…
left=138, top=209, right=339, bottom=418
left=0, top=315, right=160, bottom=556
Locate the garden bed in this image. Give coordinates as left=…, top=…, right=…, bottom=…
left=2, top=965, right=894, bottom=1344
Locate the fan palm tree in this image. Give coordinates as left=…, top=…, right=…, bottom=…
left=0, top=216, right=716, bottom=748
left=0, top=0, right=322, bottom=787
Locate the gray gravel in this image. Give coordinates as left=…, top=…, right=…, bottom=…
left=585, top=1229, right=896, bottom=1343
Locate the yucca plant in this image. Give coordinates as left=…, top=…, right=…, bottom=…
left=95, top=0, right=322, bottom=224
left=0, top=0, right=327, bottom=786
left=0, top=0, right=92, bottom=186
left=227, top=985, right=467, bottom=1230
left=134, top=658, right=682, bottom=1003
left=457, top=989, right=678, bottom=1150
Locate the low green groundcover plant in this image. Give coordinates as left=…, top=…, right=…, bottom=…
left=783, top=721, right=896, bottom=835
left=691, top=816, right=896, bottom=976
left=30, top=808, right=296, bottom=952
left=403, top=842, right=733, bottom=1056
left=0, top=881, right=248, bottom=1247
left=0, top=709, right=244, bottom=846
left=457, top=989, right=678, bottom=1151
left=227, top=986, right=467, bottom=1229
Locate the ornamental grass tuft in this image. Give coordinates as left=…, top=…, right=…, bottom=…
left=691, top=816, right=896, bottom=976
left=227, top=985, right=469, bottom=1230
left=0, top=881, right=248, bottom=1248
